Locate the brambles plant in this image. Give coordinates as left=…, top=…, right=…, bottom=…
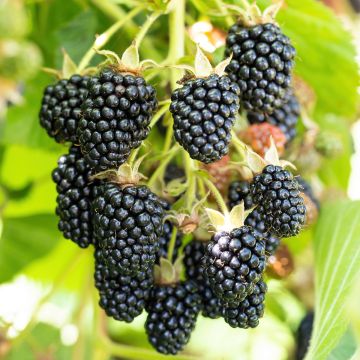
left=0, top=0, right=360, bottom=359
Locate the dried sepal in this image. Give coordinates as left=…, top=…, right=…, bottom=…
left=154, top=257, right=182, bottom=285
left=214, top=54, right=232, bottom=76
left=194, top=44, right=213, bottom=78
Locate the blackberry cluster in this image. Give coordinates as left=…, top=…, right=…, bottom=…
left=92, top=183, right=164, bottom=274
left=184, top=241, right=222, bottom=319
left=40, top=75, right=89, bottom=143
left=78, top=67, right=158, bottom=172
left=247, top=92, right=300, bottom=141
left=228, top=180, right=280, bottom=255
left=145, top=281, right=202, bottom=355
left=94, top=249, right=152, bottom=322
left=170, top=74, right=240, bottom=163
left=222, top=280, right=267, bottom=328
left=52, top=146, right=95, bottom=248
left=203, top=227, right=266, bottom=303
left=295, top=312, right=314, bottom=360
left=251, top=165, right=306, bottom=237
left=225, top=23, right=296, bottom=113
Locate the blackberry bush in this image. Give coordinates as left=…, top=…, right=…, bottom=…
left=145, top=280, right=202, bottom=355
left=52, top=145, right=95, bottom=248
left=40, top=75, right=89, bottom=143
left=78, top=67, right=157, bottom=172
left=92, top=182, right=164, bottom=275
left=94, top=249, right=152, bottom=322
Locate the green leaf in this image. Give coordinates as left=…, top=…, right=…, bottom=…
left=327, top=328, right=357, bottom=360
left=305, top=201, right=360, bottom=360
left=256, top=0, right=359, bottom=118
left=0, top=214, right=60, bottom=283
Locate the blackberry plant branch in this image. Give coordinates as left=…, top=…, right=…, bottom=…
left=167, top=226, right=178, bottom=262
left=77, top=5, right=146, bottom=72
left=231, top=130, right=247, bottom=160
left=203, top=177, right=229, bottom=216
left=183, top=153, right=198, bottom=210
left=134, top=11, right=162, bottom=48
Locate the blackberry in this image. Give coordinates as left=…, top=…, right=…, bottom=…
left=145, top=281, right=201, bottom=355
left=94, top=249, right=152, bottom=322
left=222, top=280, right=267, bottom=328
left=247, top=92, right=300, bottom=141
left=295, top=312, right=314, bottom=360
left=184, top=241, right=222, bottom=319
left=78, top=67, right=157, bottom=172
left=92, top=183, right=164, bottom=275
left=203, top=227, right=266, bottom=303
left=225, top=23, right=296, bottom=113
left=251, top=165, right=306, bottom=237
left=40, top=75, right=89, bottom=143
left=228, top=180, right=254, bottom=210
left=52, top=146, right=94, bottom=248
left=170, top=74, right=240, bottom=163
left=164, top=163, right=185, bottom=184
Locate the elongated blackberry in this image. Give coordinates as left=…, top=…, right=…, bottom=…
left=145, top=281, right=201, bottom=355
left=295, top=312, right=314, bottom=360
left=222, top=280, right=267, bottom=328
left=228, top=180, right=280, bottom=255
left=251, top=165, right=306, bottom=237
left=92, top=183, right=164, bottom=275
left=52, top=146, right=94, bottom=248
left=225, top=23, right=296, bottom=113
left=203, top=227, right=266, bottom=303
left=184, top=241, right=222, bottom=319
left=78, top=67, right=157, bottom=172
left=40, top=75, right=89, bottom=143
left=94, top=249, right=152, bottom=322
left=170, top=74, right=240, bottom=163
left=247, top=92, right=300, bottom=141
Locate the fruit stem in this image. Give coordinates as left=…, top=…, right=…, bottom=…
left=149, top=103, right=169, bottom=128
left=163, top=116, right=174, bottom=153
left=203, top=178, right=229, bottom=216
left=134, top=11, right=162, bottom=47
left=77, top=5, right=145, bottom=72
left=167, top=226, right=178, bottom=262
left=184, top=153, right=197, bottom=210
left=213, top=0, right=234, bottom=27
left=231, top=130, right=247, bottom=160
left=168, top=0, right=185, bottom=89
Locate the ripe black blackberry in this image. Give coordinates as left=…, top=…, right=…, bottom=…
left=52, top=146, right=94, bottom=248
left=145, top=281, right=201, bottom=355
left=164, top=163, right=185, bottom=184
left=227, top=180, right=280, bottom=255
left=247, top=92, right=300, bottom=141
left=251, top=165, right=306, bottom=237
left=184, top=241, right=222, bottom=319
left=94, top=249, right=152, bottom=322
left=222, top=279, right=267, bottom=328
left=203, top=226, right=266, bottom=303
left=78, top=67, right=157, bottom=172
left=92, top=182, right=164, bottom=275
left=295, top=312, right=314, bottom=360
left=225, top=22, right=296, bottom=113
left=228, top=180, right=254, bottom=210
left=170, top=73, right=240, bottom=163
left=40, top=75, right=89, bottom=143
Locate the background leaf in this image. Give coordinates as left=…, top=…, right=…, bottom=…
left=0, top=214, right=60, bottom=283
left=305, top=201, right=360, bottom=360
